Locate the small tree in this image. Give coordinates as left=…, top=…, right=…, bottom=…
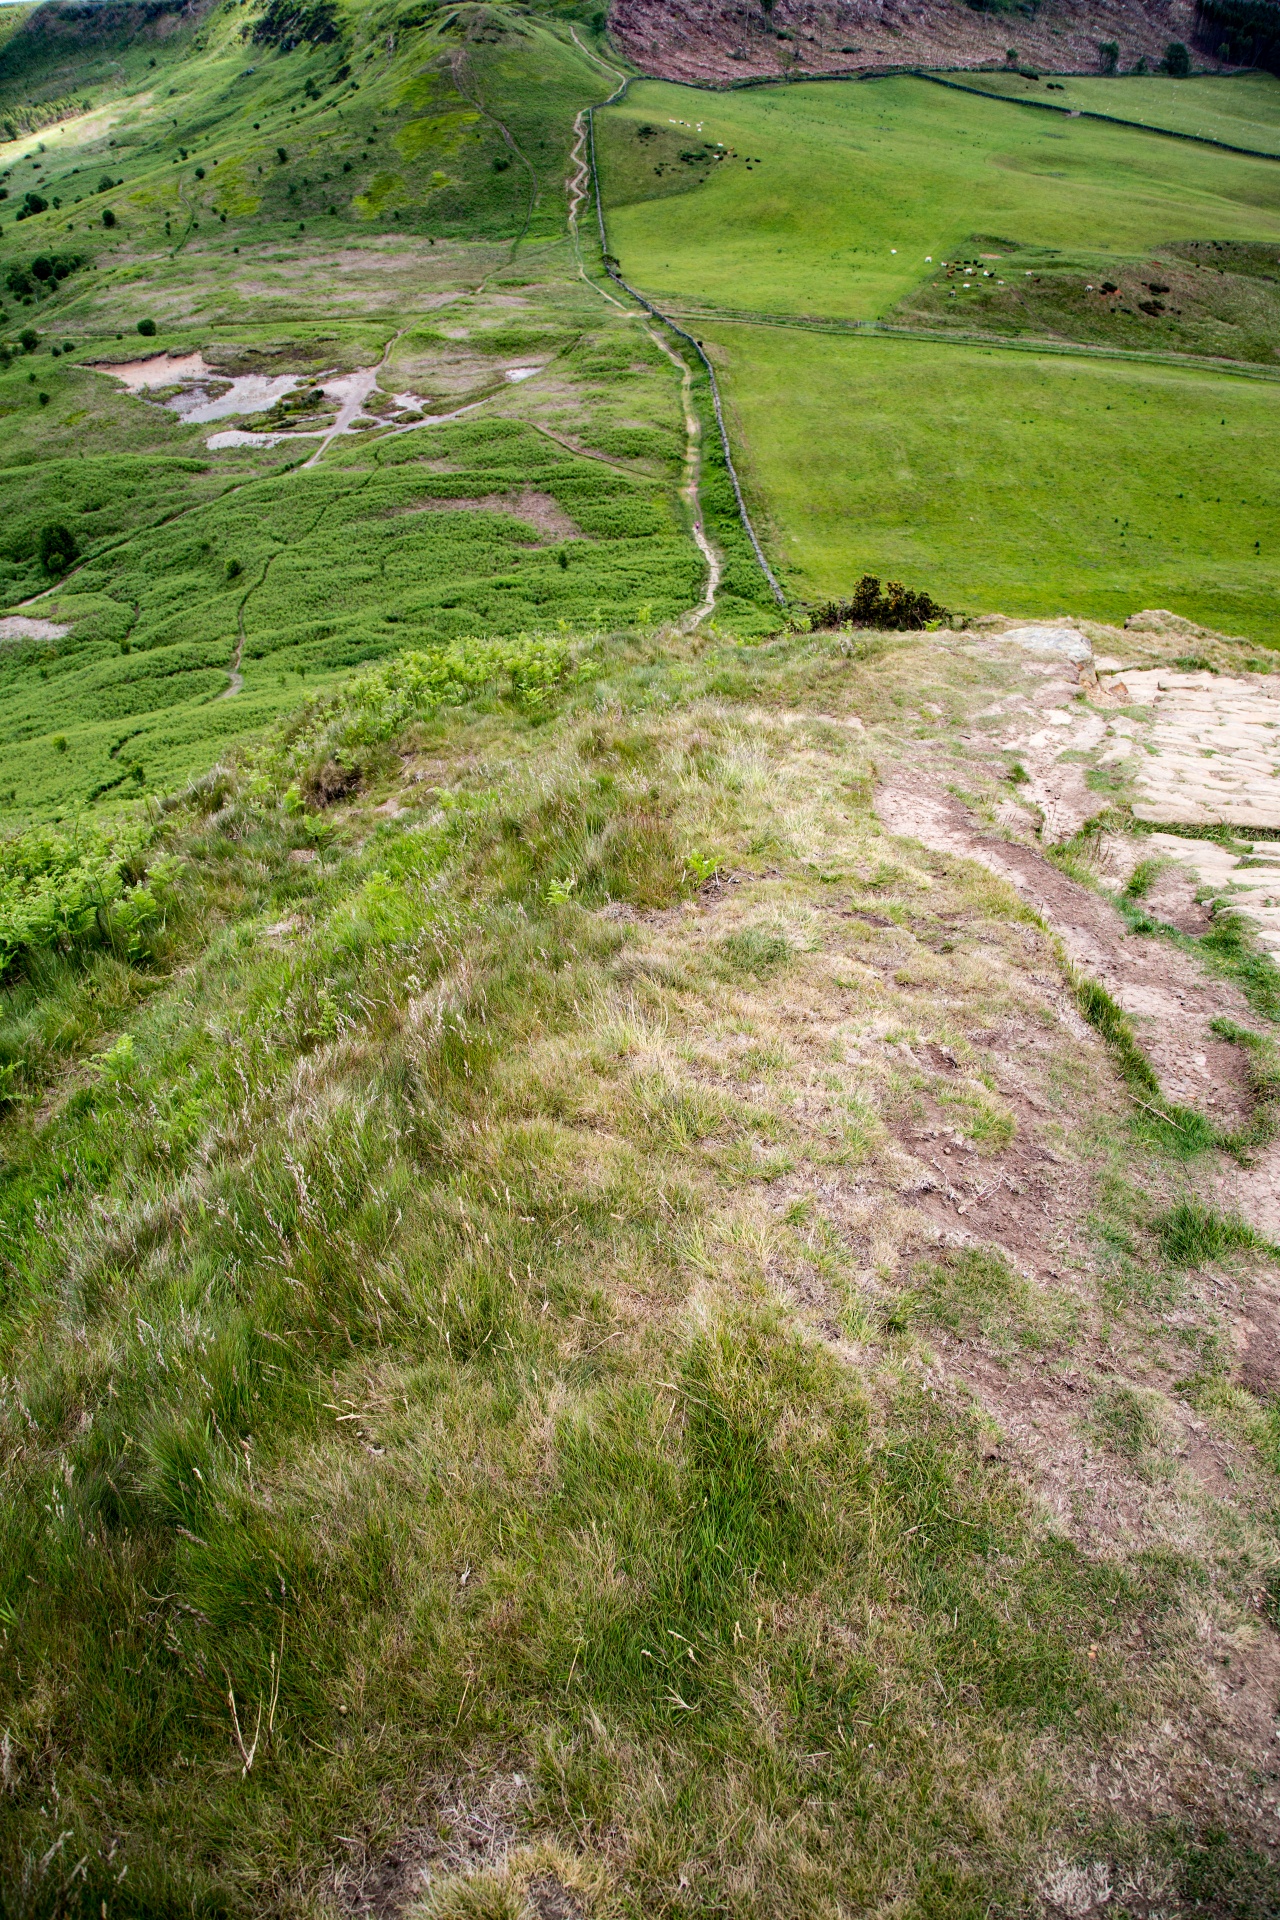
left=137, top=318, right=156, bottom=337
left=101, top=208, right=116, bottom=228
left=38, top=523, right=78, bottom=577
left=1164, top=40, right=1191, bottom=75
left=18, top=327, right=37, bottom=352
left=1098, top=39, right=1119, bottom=73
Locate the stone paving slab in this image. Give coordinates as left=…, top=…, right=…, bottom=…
left=1144, top=833, right=1280, bottom=954
left=1097, top=668, right=1280, bottom=830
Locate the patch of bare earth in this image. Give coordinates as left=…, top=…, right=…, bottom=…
left=338, top=1771, right=529, bottom=1916
left=875, top=769, right=1257, bottom=1128
left=394, top=490, right=584, bottom=540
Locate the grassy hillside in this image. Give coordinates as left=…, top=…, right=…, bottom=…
left=943, top=69, right=1280, bottom=155
left=0, top=1, right=788, bottom=824
left=704, top=328, right=1280, bottom=634
left=598, top=71, right=1280, bottom=638
left=597, top=74, right=1280, bottom=323
left=4, top=619, right=1280, bottom=1914
left=6, top=13, right=1280, bottom=1911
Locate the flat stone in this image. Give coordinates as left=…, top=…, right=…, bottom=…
left=999, top=624, right=1093, bottom=666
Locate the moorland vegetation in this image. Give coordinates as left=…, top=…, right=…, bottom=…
left=0, top=0, right=780, bottom=825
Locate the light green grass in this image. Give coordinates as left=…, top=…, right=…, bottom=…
left=944, top=69, right=1280, bottom=157
left=706, top=324, right=1280, bottom=637
left=599, top=74, right=1280, bottom=323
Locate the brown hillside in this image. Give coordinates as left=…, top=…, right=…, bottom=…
left=610, top=0, right=1215, bottom=89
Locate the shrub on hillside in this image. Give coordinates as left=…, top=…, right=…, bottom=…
left=266, top=633, right=593, bottom=799
left=5, top=253, right=80, bottom=301
left=38, top=522, right=78, bottom=576
left=1164, top=39, right=1192, bottom=74
left=810, top=575, right=946, bottom=631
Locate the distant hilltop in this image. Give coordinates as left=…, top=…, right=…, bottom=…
left=609, top=0, right=1259, bottom=88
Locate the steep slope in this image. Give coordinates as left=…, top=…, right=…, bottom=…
left=5, top=1, right=1280, bottom=1912
left=610, top=0, right=1216, bottom=88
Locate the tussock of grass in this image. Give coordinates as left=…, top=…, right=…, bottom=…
left=1155, top=1199, right=1276, bottom=1268
left=902, top=1244, right=1051, bottom=1347
left=1091, top=1381, right=1162, bottom=1460
left=715, top=924, right=791, bottom=977
left=1072, top=974, right=1273, bottom=1160
left=1073, top=975, right=1160, bottom=1096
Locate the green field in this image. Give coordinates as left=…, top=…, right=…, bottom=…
left=598, top=74, right=1280, bottom=322
left=711, top=327, right=1280, bottom=633
left=946, top=69, right=1280, bottom=156
left=599, top=72, right=1280, bottom=637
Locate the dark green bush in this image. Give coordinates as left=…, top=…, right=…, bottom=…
left=811, top=575, right=946, bottom=632
left=38, top=522, right=78, bottom=576
left=1165, top=40, right=1192, bottom=74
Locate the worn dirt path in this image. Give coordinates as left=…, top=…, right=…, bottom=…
left=564, top=41, right=719, bottom=630
left=645, top=326, right=721, bottom=629
left=876, top=759, right=1280, bottom=1239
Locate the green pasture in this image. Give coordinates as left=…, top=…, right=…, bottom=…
left=894, top=238, right=1280, bottom=367
left=708, top=324, right=1280, bottom=639
left=598, top=75, right=1280, bottom=322
left=945, top=69, right=1280, bottom=157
